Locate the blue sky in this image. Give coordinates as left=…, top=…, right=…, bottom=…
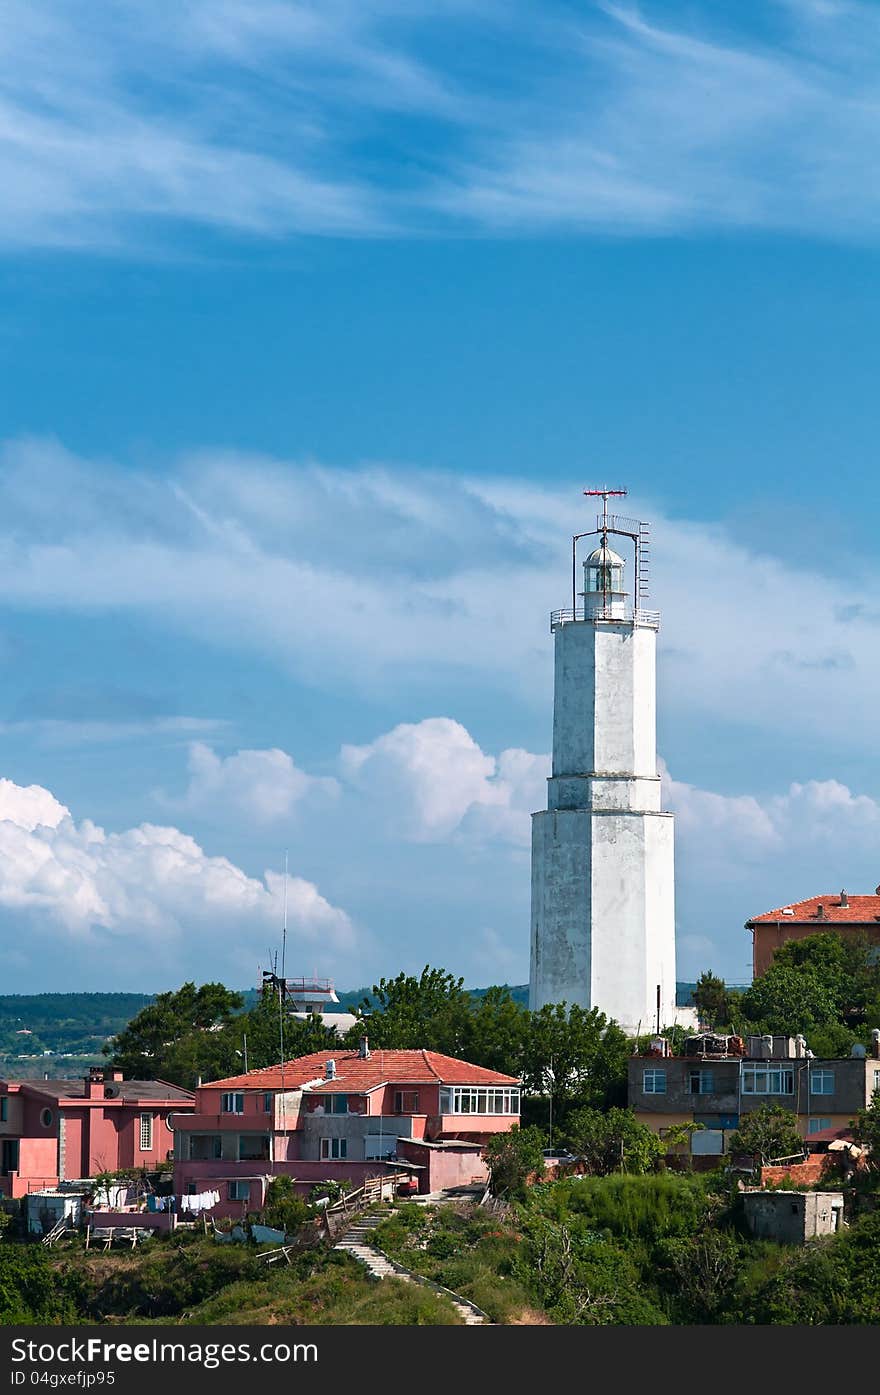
left=1, top=0, right=879, bottom=994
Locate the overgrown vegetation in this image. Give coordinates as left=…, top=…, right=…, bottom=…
left=0, top=1234, right=463, bottom=1326
left=695, top=933, right=880, bottom=1053
left=373, top=1172, right=880, bottom=1325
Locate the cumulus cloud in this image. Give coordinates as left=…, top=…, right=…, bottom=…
left=0, top=771, right=355, bottom=987
left=169, top=742, right=339, bottom=824
left=340, top=717, right=548, bottom=846
left=0, top=777, right=68, bottom=832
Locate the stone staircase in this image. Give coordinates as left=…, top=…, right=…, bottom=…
left=334, top=1210, right=489, bottom=1325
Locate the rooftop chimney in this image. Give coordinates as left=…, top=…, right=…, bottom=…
left=358, top=1035, right=370, bottom=1060
left=840, top=889, right=849, bottom=907
left=85, top=1067, right=104, bottom=1098
left=816, top=903, right=826, bottom=919
left=325, top=1059, right=337, bottom=1080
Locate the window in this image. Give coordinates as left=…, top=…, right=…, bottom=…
left=808, top=1118, right=832, bottom=1134
left=742, top=1066, right=794, bottom=1095
left=0, top=1098, right=6, bottom=1122
left=228, top=1180, right=251, bottom=1202
left=330, top=1095, right=349, bottom=1115
left=139, top=1113, right=153, bottom=1152
left=873, top=1070, right=880, bottom=1096
left=238, top=1135, right=270, bottom=1161
left=263, top=1093, right=273, bottom=1114
left=189, top=1134, right=222, bottom=1161
left=40, top=1108, right=53, bottom=1128
left=320, top=1137, right=347, bottom=1160
left=643, top=1070, right=667, bottom=1095
left=221, top=1092, right=245, bottom=1114
left=394, top=1091, right=420, bottom=1114
left=811, top=1070, right=835, bottom=1096
left=689, top=1070, right=715, bottom=1095
left=438, top=1087, right=521, bottom=1115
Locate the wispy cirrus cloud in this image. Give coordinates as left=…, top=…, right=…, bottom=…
left=4, top=434, right=880, bottom=760
left=3, top=1, right=880, bottom=247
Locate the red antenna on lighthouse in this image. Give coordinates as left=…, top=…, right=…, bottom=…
left=584, top=487, right=628, bottom=536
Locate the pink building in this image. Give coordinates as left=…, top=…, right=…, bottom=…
left=174, top=1041, right=521, bottom=1216
left=0, top=1068, right=194, bottom=1198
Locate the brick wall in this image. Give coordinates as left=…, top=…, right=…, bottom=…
left=760, top=1157, right=828, bottom=1186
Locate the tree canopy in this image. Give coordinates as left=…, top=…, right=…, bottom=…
left=105, top=980, right=338, bottom=1089
left=728, top=1103, right=804, bottom=1164
left=699, top=933, right=880, bottom=1053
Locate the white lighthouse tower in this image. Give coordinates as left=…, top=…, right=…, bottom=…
left=529, top=489, right=677, bottom=1034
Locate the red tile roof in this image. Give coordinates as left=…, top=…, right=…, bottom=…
left=746, top=894, right=880, bottom=926
left=204, top=1048, right=519, bottom=1093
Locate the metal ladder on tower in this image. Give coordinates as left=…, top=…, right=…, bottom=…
left=637, top=520, right=651, bottom=608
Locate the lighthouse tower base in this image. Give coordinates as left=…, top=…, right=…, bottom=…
left=529, top=806, right=677, bottom=1035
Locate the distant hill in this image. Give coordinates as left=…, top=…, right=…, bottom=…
left=0, top=980, right=751, bottom=1076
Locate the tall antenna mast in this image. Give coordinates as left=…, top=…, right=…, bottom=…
left=278, top=851, right=289, bottom=1159
left=572, top=487, right=628, bottom=612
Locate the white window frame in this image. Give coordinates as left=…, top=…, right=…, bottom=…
left=221, top=1092, right=245, bottom=1114
left=139, top=1112, right=153, bottom=1152
left=319, top=1137, right=347, bottom=1160
left=810, top=1070, right=835, bottom=1096
left=643, top=1069, right=667, bottom=1095
left=438, top=1086, right=521, bottom=1115
left=742, top=1066, right=794, bottom=1096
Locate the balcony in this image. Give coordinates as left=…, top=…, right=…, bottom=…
left=550, top=606, right=660, bottom=632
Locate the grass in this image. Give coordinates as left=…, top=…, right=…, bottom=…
left=50, top=1234, right=464, bottom=1326
left=373, top=1203, right=541, bottom=1324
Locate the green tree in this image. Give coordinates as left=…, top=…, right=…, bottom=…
left=852, top=1086, right=880, bottom=1163
left=463, top=985, right=529, bottom=1076
left=564, top=1106, right=663, bottom=1176
left=346, top=966, right=473, bottom=1054
left=520, top=1003, right=629, bottom=1125
left=728, top=1103, right=804, bottom=1164
left=105, top=982, right=244, bottom=1086
left=771, top=931, right=876, bottom=1022
left=739, top=964, right=836, bottom=1036
left=261, top=1175, right=314, bottom=1234
left=484, top=1124, right=546, bottom=1199
left=223, top=989, right=339, bottom=1074
left=0, top=1246, right=77, bottom=1323
left=692, top=971, right=732, bottom=1029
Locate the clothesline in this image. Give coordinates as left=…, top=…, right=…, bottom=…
left=180, top=1189, right=220, bottom=1214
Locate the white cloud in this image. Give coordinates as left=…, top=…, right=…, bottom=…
left=0, top=771, right=355, bottom=986
left=340, top=717, right=547, bottom=845
left=3, top=2, right=880, bottom=246
left=0, top=777, right=69, bottom=832
left=5, top=439, right=880, bottom=762
left=0, top=717, right=225, bottom=747
left=169, top=742, right=339, bottom=824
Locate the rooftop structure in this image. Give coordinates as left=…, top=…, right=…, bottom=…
left=745, top=890, right=880, bottom=977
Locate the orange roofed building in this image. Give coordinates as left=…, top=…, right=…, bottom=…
left=746, top=889, right=880, bottom=978
left=172, top=1038, right=521, bottom=1216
